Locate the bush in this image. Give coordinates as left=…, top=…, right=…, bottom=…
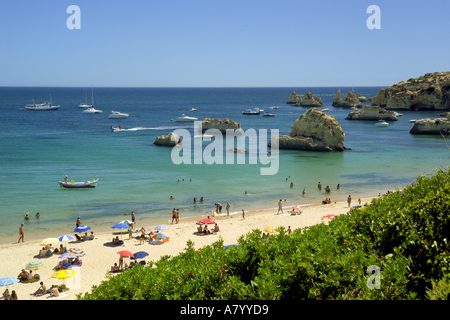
left=78, top=170, right=450, bottom=300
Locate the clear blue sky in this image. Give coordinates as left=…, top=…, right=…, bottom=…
left=1, top=0, right=449, bottom=87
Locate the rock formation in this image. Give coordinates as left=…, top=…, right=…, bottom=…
left=371, top=71, right=450, bottom=110
left=154, top=132, right=182, bottom=146
left=286, top=92, right=302, bottom=105
left=345, top=105, right=398, bottom=121
left=300, top=92, right=324, bottom=107
left=356, top=93, right=370, bottom=102
left=332, top=90, right=362, bottom=108
left=199, top=118, right=242, bottom=134
left=410, top=118, right=450, bottom=135
left=269, top=108, right=346, bottom=151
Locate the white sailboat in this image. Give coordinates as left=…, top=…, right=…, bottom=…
left=79, top=88, right=93, bottom=108
left=82, top=86, right=102, bottom=113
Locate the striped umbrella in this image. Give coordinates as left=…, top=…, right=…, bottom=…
left=152, top=233, right=168, bottom=240
left=25, top=260, right=47, bottom=271
left=68, top=248, right=85, bottom=257
left=263, top=226, right=277, bottom=234
left=74, top=225, right=91, bottom=233
left=59, top=235, right=74, bottom=242
left=59, top=253, right=77, bottom=259
left=205, top=211, right=219, bottom=217
left=154, top=225, right=169, bottom=231
left=0, top=277, right=19, bottom=287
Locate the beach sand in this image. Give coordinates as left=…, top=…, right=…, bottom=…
left=0, top=196, right=374, bottom=300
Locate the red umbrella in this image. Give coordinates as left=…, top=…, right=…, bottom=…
left=197, top=218, right=215, bottom=225
left=117, top=250, right=134, bottom=257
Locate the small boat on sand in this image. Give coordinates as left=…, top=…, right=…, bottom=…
left=59, top=179, right=99, bottom=188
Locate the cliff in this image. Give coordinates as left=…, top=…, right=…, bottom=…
left=371, top=71, right=450, bottom=110
left=269, top=108, right=346, bottom=151
left=345, top=105, right=398, bottom=121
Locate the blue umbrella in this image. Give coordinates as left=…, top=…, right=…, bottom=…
left=225, top=244, right=238, bottom=249
left=0, top=277, right=19, bottom=287
left=111, top=223, right=131, bottom=230
left=74, top=225, right=91, bottom=233
left=154, top=225, right=169, bottom=231
left=59, top=235, right=74, bottom=242
left=132, top=251, right=149, bottom=260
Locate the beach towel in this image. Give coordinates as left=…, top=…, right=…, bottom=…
left=47, top=293, right=68, bottom=299
left=71, top=261, right=83, bottom=267
left=31, top=291, right=50, bottom=298
left=323, top=214, right=337, bottom=220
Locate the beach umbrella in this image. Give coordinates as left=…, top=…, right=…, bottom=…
left=25, top=260, right=47, bottom=271
left=74, top=225, right=91, bottom=233
left=152, top=233, right=168, bottom=240
left=112, top=223, right=131, bottom=230
left=292, top=205, right=303, bottom=213
left=263, top=226, right=277, bottom=234
left=40, top=238, right=60, bottom=246
left=59, top=235, right=74, bottom=242
left=132, top=251, right=149, bottom=260
left=0, top=277, right=19, bottom=287
left=51, top=270, right=76, bottom=288
left=197, top=218, right=215, bottom=225
left=119, top=220, right=133, bottom=225
left=59, top=253, right=77, bottom=259
left=68, top=248, right=85, bottom=257
left=205, top=211, right=219, bottom=217
left=117, top=250, right=134, bottom=257
left=154, top=225, right=169, bottom=231
left=225, top=244, right=238, bottom=249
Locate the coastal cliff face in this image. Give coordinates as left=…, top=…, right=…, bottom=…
left=154, top=132, right=182, bottom=146
left=346, top=105, right=398, bottom=121
left=332, top=90, right=362, bottom=108
left=269, top=108, right=345, bottom=151
left=286, top=92, right=302, bottom=105
left=199, top=118, right=241, bottom=134
left=410, top=118, right=450, bottom=135
left=371, top=71, right=450, bottom=110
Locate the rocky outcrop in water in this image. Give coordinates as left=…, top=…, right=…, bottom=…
left=410, top=118, right=450, bottom=135
left=154, top=132, right=182, bottom=146
left=300, top=92, right=324, bottom=107
left=356, top=93, right=370, bottom=102
left=269, top=108, right=346, bottom=151
left=199, top=118, right=242, bottom=134
left=371, top=71, right=450, bottom=110
left=345, top=105, right=398, bottom=121
left=286, top=92, right=302, bottom=105
left=332, top=90, right=362, bottom=108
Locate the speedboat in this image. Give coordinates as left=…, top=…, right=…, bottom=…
left=319, top=107, right=329, bottom=111
left=409, top=119, right=417, bottom=123
left=83, top=107, right=102, bottom=114
left=394, top=112, right=403, bottom=117
left=262, top=113, right=276, bottom=117
left=188, top=108, right=197, bottom=111
left=175, top=114, right=198, bottom=122
left=375, top=120, right=389, bottom=127
left=24, top=97, right=60, bottom=111
left=269, top=105, right=279, bottom=109
left=194, top=134, right=214, bottom=139
left=111, top=126, right=126, bottom=132
left=108, top=111, right=129, bottom=119
left=242, top=108, right=262, bottom=115
left=59, top=178, right=99, bottom=188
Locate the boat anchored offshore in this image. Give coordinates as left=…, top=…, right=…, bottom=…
left=83, top=107, right=102, bottom=113
left=262, top=113, right=276, bottom=117
left=175, top=114, right=198, bottom=122
left=108, top=111, right=129, bottom=119
left=375, top=120, right=389, bottom=127
left=242, top=108, right=263, bottom=115
left=24, top=97, right=60, bottom=111
left=59, top=178, right=99, bottom=188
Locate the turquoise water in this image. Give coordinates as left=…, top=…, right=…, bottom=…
left=0, top=87, right=448, bottom=243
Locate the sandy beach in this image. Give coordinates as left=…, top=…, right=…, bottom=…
left=0, top=196, right=374, bottom=300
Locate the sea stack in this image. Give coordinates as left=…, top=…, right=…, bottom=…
left=154, top=132, right=182, bottom=146
left=199, top=118, right=242, bottom=134
left=410, top=118, right=450, bottom=135
left=269, top=108, right=346, bottom=151
left=371, top=71, right=450, bottom=110
left=332, top=90, right=362, bottom=108
left=345, top=105, right=398, bottom=121
left=286, top=92, right=302, bottom=105
left=300, top=92, right=324, bottom=107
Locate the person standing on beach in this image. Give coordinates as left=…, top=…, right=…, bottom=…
left=171, top=208, right=176, bottom=224
left=358, top=198, right=361, bottom=206
left=18, top=223, right=24, bottom=243
left=278, top=200, right=283, bottom=214
left=119, top=255, right=124, bottom=270
left=347, top=195, right=352, bottom=207
left=176, top=209, right=180, bottom=224
left=76, top=217, right=83, bottom=228
left=226, top=202, right=231, bottom=216
left=242, top=209, right=245, bottom=220
left=124, top=211, right=136, bottom=224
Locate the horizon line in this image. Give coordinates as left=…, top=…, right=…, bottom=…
left=0, top=85, right=388, bottom=89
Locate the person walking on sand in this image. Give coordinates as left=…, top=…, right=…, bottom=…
left=18, top=223, right=24, bottom=243
left=347, top=195, right=352, bottom=207
left=226, top=202, right=231, bottom=216
left=242, top=209, right=245, bottom=220
left=358, top=198, right=361, bottom=206
left=278, top=199, right=283, bottom=214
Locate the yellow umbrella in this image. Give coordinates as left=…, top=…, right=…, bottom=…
left=263, top=226, right=277, bottom=233
left=40, top=238, right=60, bottom=246
left=51, top=270, right=76, bottom=289
left=25, top=260, right=47, bottom=271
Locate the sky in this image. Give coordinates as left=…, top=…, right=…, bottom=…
left=0, top=0, right=449, bottom=87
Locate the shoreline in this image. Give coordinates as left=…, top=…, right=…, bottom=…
left=0, top=195, right=375, bottom=300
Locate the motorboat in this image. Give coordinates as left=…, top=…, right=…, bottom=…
left=59, top=178, right=99, bottom=188
left=409, top=119, right=417, bottom=123
left=242, top=108, right=262, bottom=115
left=269, top=105, right=279, bottom=109
left=262, top=113, right=276, bottom=117
left=394, top=112, right=403, bottom=117
left=111, top=126, right=126, bottom=132
left=188, top=108, right=197, bottom=111
left=375, top=120, right=389, bottom=127
left=194, top=134, right=214, bottom=139
left=24, top=97, right=60, bottom=111
left=108, top=111, right=129, bottom=119
left=83, top=107, right=102, bottom=114
left=175, top=114, right=198, bottom=122
left=319, top=107, right=329, bottom=111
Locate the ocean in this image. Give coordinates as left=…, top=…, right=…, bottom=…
left=0, top=86, right=448, bottom=243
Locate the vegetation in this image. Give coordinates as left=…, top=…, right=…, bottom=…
left=78, top=170, right=450, bottom=300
